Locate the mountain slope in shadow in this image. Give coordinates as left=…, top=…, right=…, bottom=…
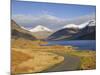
left=11, top=20, right=36, bottom=40
left=47, top=25, right=95, bottom=40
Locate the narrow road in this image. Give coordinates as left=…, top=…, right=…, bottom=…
left=43, top=52, right=80, bottom=72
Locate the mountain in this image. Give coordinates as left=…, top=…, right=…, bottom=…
left=47, top=20, right=96, bottom=40
left=47, top=27, right=79, bottom=40
left=63, top=24, right=79, bottom=29
left=11, top=20, right=36, bottom=40
left=70, top=25, right=96, bottom=40
left=29, top=25, right=53, bottom=32
left=63, top=21, right=91, bottom=29
left=29, top=25, right=53, bottom=39
left=20, top=26, right=29, bottom=31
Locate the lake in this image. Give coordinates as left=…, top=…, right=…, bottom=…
left=46, top=40, right=96, bottom=50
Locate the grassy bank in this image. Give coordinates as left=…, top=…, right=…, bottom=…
left=11, top=48, right=64, bottom=74
left=66, top=50, right=96, bottom=70
left=11, top=39, right=96, bottom=74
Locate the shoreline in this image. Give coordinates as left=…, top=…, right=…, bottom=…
left=11, top=39, right=96, bottom=74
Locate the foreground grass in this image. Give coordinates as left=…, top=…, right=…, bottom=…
left=66, top=50, right=96, bottom=70
left=11, top=48, right=64, bottom=74
left=11, top=39, right=96, bottom=74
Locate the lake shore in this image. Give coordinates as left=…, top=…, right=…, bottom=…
left=11, top=40, right=96, bottom=74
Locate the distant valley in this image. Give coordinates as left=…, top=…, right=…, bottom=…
left=29, top=25, right=53, bottom=39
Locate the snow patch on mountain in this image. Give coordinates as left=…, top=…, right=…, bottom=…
left=20, top=26, right=29, bottom=30
left=88, top=19, right=96, bottom=26
left=63, top=24, right=78, bottom=29
left=63, top=20, right=96, bottom=29
left=29, top=25, right=53, bottom=32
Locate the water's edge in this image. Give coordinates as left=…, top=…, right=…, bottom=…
left=45, top=40, right=96, bottom=50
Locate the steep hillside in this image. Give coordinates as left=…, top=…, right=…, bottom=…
left=11, top=20, right=36, bottom=40
left=47, top=28, right=79, bottom=40
left=47, top=20, right=96, bottom=40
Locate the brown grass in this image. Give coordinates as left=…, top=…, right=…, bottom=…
left=11, top=48, right=64, bottom=74
left=11, top=50, right=32, bottom=74
left=67, top=50, right=96, bottom=70
left=11, top=38, right=96, bottom=73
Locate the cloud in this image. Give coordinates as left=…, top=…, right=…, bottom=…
left=67, top=14, right=95, bottom=25
left=12, top=14, right=66, bottom=30
left=12, top=14, right=95, bottom=30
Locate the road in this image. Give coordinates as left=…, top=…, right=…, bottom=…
left=43, top=52, right=80, bottom=72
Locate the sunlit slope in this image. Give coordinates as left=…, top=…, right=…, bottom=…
left=11, top=48, right=64, bottom=74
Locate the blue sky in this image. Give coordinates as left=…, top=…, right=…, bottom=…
left=12, top=0, right=95, bottom=18
left=12, top=0, right=96, bottom=30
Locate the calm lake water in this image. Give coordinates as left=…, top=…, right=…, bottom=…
left=46, top=40, right=96, bottom=50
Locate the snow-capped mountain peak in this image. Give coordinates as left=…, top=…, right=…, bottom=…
left=63, top=24, right=79, bottom=29
left=88, top=19, right=96, bottom=26
left=63, top=20, right=96, bottom=29
left=20, top=26, right=29, bottom=30
left=78, top=21, right=89, bottom=29
left=63, top=23, right=89, bottom=29
left=29, top=25, right=53, bottom=32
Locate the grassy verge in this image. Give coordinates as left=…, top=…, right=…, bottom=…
left=11, top=39, right=96, bottom=73
left=11, top=48, right=64, bottom=74
left=66, top=50, right=96, bottom=70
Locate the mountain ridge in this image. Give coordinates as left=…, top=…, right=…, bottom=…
left=47, top=20, right=96, bottom=40
left=11, top=20, right=36, bottom=40
left=29, top=25, right=53, bottom=32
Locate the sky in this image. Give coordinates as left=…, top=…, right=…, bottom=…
left=12, top=0, right=96, bottom=30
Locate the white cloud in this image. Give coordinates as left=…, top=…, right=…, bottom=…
left=12, top=14, right=95, bottom=30
left=12, top=14, right=66, bottom=30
